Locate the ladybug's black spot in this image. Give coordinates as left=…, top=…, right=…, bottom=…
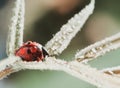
left=27, top=41, right=31, bottom=45
left=27, top=49, right=31, bottom=54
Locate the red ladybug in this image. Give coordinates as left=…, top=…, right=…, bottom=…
left=15, top=41, right=49, bottom=61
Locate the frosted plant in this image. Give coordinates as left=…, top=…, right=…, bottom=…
left=75, top=32, right=120, bottom=63
left=0, top=0, right=120, bottom=88
left=45, top=0, right=95, bottom=55
left=7, top=0, right=24, bottom=56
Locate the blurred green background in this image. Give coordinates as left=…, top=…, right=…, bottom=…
left=0, top=0, right=120, bottom=88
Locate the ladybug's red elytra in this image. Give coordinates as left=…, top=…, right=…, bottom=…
left=15, top=41, right=49, bottom=61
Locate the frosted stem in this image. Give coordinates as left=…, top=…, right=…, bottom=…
left=15, top=0, right=25, bottom=50
left=6, top=0, right=25, bottom=56
left=75, top=32, right=120, bottom=63
left=22, top=59, right=120, bottom=88
left=6, top=0, right=21, bottom=56
left=45, top=0, right=95, bottom=55
left=0, top=56, right=21, bottom=79
left=2, top=57, right=120, bottom=88
left=101, top=66, right=120, bottom=77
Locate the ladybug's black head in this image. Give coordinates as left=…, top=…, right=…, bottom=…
left=42, top=47, right=49, bottom=58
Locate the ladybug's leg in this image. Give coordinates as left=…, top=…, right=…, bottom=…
left=32, top=57, right=37, bottom=61
left=36, top=57, right=44, bottom=62
left=26, top=41, right=32, bottom=45
left=21, top=57, right=25, bottom=61
left=41, top=57, right=45, bottom=61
